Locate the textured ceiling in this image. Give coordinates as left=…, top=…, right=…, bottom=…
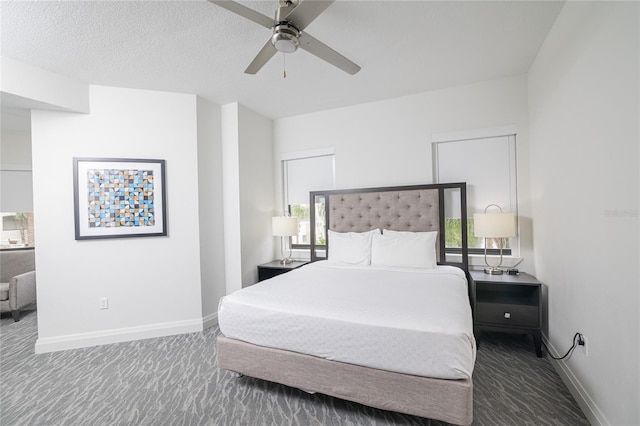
left=1, top=0, right=564, bottom=120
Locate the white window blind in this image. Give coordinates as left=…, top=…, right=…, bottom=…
left=285, top=155, right=335, bottom=206
left=0, top=169, right=34, bottom=212
left=435, top=135, right=517, bottom=217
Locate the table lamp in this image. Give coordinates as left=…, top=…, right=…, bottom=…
left=272, top=216, right=299, bottom=264
left=473, top=204, right=515, bottom=275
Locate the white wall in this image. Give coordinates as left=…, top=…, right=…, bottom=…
left=528, top=2, right=639, bottom=425
left=221, top=103, right=243, bottom=295
left=221, top=103, right=275, bottom=291
left=1, top=57, right=89, bottom=113
left=1, top=57, right=89, bottom=213
left=31, top=85, right=203, bottom=352
left=238, top=104, right=275, bottom=286
left=274, top=75, right=534, bottom=270
left=196, top=97, right=226, bottom=328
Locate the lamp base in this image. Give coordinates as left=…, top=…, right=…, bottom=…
left=280, top=257, right=293, bottom=265
left=484, top=267, right=504, bottom=275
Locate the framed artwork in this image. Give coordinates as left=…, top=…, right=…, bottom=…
left=73, top=158, right=167, bottom=240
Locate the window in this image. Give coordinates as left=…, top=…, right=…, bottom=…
left=283, top=151, right=335, bottom=249
left=1, top=212, right=35, bottom=248
left=433, top=128, right=518, bottom=256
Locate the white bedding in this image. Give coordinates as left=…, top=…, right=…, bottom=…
left=218, top=261, right=476, bottom=380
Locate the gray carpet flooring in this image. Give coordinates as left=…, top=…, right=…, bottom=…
left=1, top=310, right=589, bottom=425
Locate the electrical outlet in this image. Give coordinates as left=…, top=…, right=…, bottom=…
left=578, top=334, right=588, bottom=356
left=99, top=297, right=109, bottom=310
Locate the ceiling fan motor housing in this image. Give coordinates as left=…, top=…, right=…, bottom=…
left=271, top=22, right=300, bottom=53
left=209, top=0, right=360, bottom=75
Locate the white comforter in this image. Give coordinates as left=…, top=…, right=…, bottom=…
left=218, top=261, right=476, bottom=380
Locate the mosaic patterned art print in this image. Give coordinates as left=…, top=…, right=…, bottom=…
left=87, top=168, right=155, bottom=228
left=73, top=158, right=167, bottom=240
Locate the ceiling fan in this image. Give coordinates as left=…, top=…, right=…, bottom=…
left=208, top=0, right=361, bottom=75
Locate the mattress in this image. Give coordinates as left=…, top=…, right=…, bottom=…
left=218, top=261, right=476, bottom=380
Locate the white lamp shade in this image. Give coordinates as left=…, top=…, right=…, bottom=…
left=473, top=213, right=515, bottom=238
left=272, top=216, right=299, bottom=237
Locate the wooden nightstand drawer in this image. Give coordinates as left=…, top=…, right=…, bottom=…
left=476, top=302, right=539, bottom=328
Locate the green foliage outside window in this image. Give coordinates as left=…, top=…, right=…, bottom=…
left=445, top=218, right=479, bottom=249
left=445, top=218, right=510, bottom=249
left=290, top=203, right=326, bottom=246
left=290, top=204, right=309, bottom=220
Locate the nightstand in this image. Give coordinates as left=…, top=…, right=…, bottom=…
left=257, top=260, right=309, bottom=282
left=470, top=270, right=542, bottom=357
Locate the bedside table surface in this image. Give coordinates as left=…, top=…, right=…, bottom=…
left=258, top=260, right=309, bottom=270
left=470, top=270, right=540, bottom=285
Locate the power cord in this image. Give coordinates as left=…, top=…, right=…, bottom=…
left=543, top=332, right=584, bottom=360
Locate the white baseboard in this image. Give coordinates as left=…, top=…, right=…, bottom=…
left=542, top=334, right=609, bottom=426
left=35, top=318, right=204, bottom=354
left=202, top=311, right=218, bottom=329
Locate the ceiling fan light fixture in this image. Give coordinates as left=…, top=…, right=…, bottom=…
left=271, top=23, right=300, bottom=53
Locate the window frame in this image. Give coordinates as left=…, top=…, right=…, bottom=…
left=432, top=126, right=519, bottom=257
left=281, top=148, right=335, bottom=252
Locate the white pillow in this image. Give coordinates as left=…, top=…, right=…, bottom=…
left=327, top=229, right=380, bottom=265
left=371, top=230, right=438, bottom=269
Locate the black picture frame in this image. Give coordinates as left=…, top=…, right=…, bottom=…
left=73, top=157, right=167, bottom=240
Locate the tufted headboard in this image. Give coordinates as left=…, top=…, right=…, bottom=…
left=309, top=183, right=469, bottom=270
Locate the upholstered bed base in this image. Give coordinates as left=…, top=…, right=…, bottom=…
left=217, top=334, right=473, bottom=425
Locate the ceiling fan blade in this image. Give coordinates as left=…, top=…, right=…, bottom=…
left=284, top=0, right=334, bottom=31
left=245, top=39, right=278, bottom=74
left=208, top=0, right=275, bottom=29
left=299, top=32, right=361, bottom=75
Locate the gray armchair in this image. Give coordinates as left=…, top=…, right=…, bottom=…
left=0, top=249, right=36, bottom=322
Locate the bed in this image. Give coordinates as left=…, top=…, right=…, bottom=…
left=217, top=183, right=474, bottom=425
